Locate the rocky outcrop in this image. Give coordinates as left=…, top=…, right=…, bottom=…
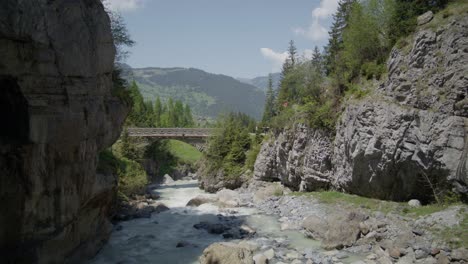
left=333, top=14, right=468, bottom=201
left=198, top=162, right=249, bottom=193
left=255, top=13, right=468, bottom=201
left=254, top=124, right=333, bottom=191
left=0, top=1, right=127, bottom=263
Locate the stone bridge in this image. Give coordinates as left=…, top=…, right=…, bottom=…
left=126, top=128, right=215, bottom=151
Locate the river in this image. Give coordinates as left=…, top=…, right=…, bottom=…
left=91, top=180, right=359, bottom=264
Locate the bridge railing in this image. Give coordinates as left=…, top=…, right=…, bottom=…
left=126, top=127, right=216, bottom=138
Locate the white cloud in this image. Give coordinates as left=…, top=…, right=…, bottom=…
left=302, top=49, right=314, bottom=60
left=260, top=48, right=288, bottom=72
left=294, top=0, right=339, bottom=42
left=104, top=0, right=145, bottom=12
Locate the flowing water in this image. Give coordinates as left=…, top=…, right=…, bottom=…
left=91, top=180, right=357, bottom=264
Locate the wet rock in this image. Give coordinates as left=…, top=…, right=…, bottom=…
left=199, top=242, right=254, bottom=264
left=253, top=253, right=269, bottom=264
left=176, top=241, right=196, bottom=248
left=162, top=174, right=174, bottom=184
left=186, top=195, right=216, bottom=207
left=217, top=189, right=241, bottom=207
left=239, top=225, right=256, bottom=236
left=194, top=222, right=230, bottom=234
left=152, top=203, right=170, bottom=213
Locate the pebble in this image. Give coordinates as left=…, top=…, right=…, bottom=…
left=389, top=248, right=401, bottom=259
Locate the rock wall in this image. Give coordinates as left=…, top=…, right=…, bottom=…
left=254, top=13, right=468, bottom=201
left=0, top=1, right=127, bottom=263
left=254, top=125, right=333, bottom=192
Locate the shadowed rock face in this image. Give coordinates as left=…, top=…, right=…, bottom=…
left=0, top=0, right=128, bottom=263
left=254, top=15, right=468, bottom=202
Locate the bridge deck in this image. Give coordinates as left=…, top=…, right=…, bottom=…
left=126, top=128, right=215, bottom=138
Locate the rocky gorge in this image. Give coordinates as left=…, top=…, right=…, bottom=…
left=254, top=11, right=468, bottom=203
left=1, top=1, right=468, bottom=264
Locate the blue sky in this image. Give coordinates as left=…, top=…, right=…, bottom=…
left=106, top=0, right=338, bottom=78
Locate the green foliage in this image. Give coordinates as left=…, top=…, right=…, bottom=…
left=245, top=142, right=261, bottom=171
left=344, top=83, right=371, bottom=99
left=262, top=74, right=276, bottom=124
left=117, top=157, right=148, bottom=196
left=104, top=2, right=135, bottom=64
left=303, top=99, right=338, bottom=132
left=361, top=61, right=387, bottom=80
left=126, top=82, right=195, bottom=128
left=203, top=112, right=257, bottom=178
left=269, top=106, right=297, bottom=131
left=97, top=149, right=148, bottom=197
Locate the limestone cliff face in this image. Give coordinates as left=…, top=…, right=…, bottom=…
left=254, top=14, right=468, bottom=201
left=254, top=125, right=333, bottom=192
left=0, top=1, right=127, bottom=263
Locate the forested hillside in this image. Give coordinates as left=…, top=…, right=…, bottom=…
left=237, top=72, right=281, bottom=92
left=125, top=67, right=266, bottom=119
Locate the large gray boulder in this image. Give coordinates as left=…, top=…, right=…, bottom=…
left=302, top=211, right=366, bottom=250
left=199, top=242, right=255, bottom=264
left=0, top=0, right=127, bottom=262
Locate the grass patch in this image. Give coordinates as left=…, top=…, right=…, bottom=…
left=421, top=0, right=468, bottom=31
left=166, top=139, right=202, bottom=164
left=291, top=191, right=461, bottom=217
left=432, top=211, right=468, bottom=249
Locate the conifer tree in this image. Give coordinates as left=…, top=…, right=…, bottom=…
left=262, top=74, right=275, bottom=124
left=324, top=0, right=357, bottom=76
left=154, top=97, right=162, bottom=127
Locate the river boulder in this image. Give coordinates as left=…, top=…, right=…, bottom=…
left=217, top=189, right=241, bottom=207
left=186, top=195, right=216, bottom=207
left=199, top=242, right=255, bottom=264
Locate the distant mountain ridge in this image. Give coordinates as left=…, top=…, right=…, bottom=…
left=124, top=67, right=265, bottom=119
left=237, top=72, right=281, bottom=92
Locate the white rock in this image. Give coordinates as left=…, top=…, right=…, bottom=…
left=162, top=174, right=174, bottom=184
left=408, top=199, right=421, bottom=207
